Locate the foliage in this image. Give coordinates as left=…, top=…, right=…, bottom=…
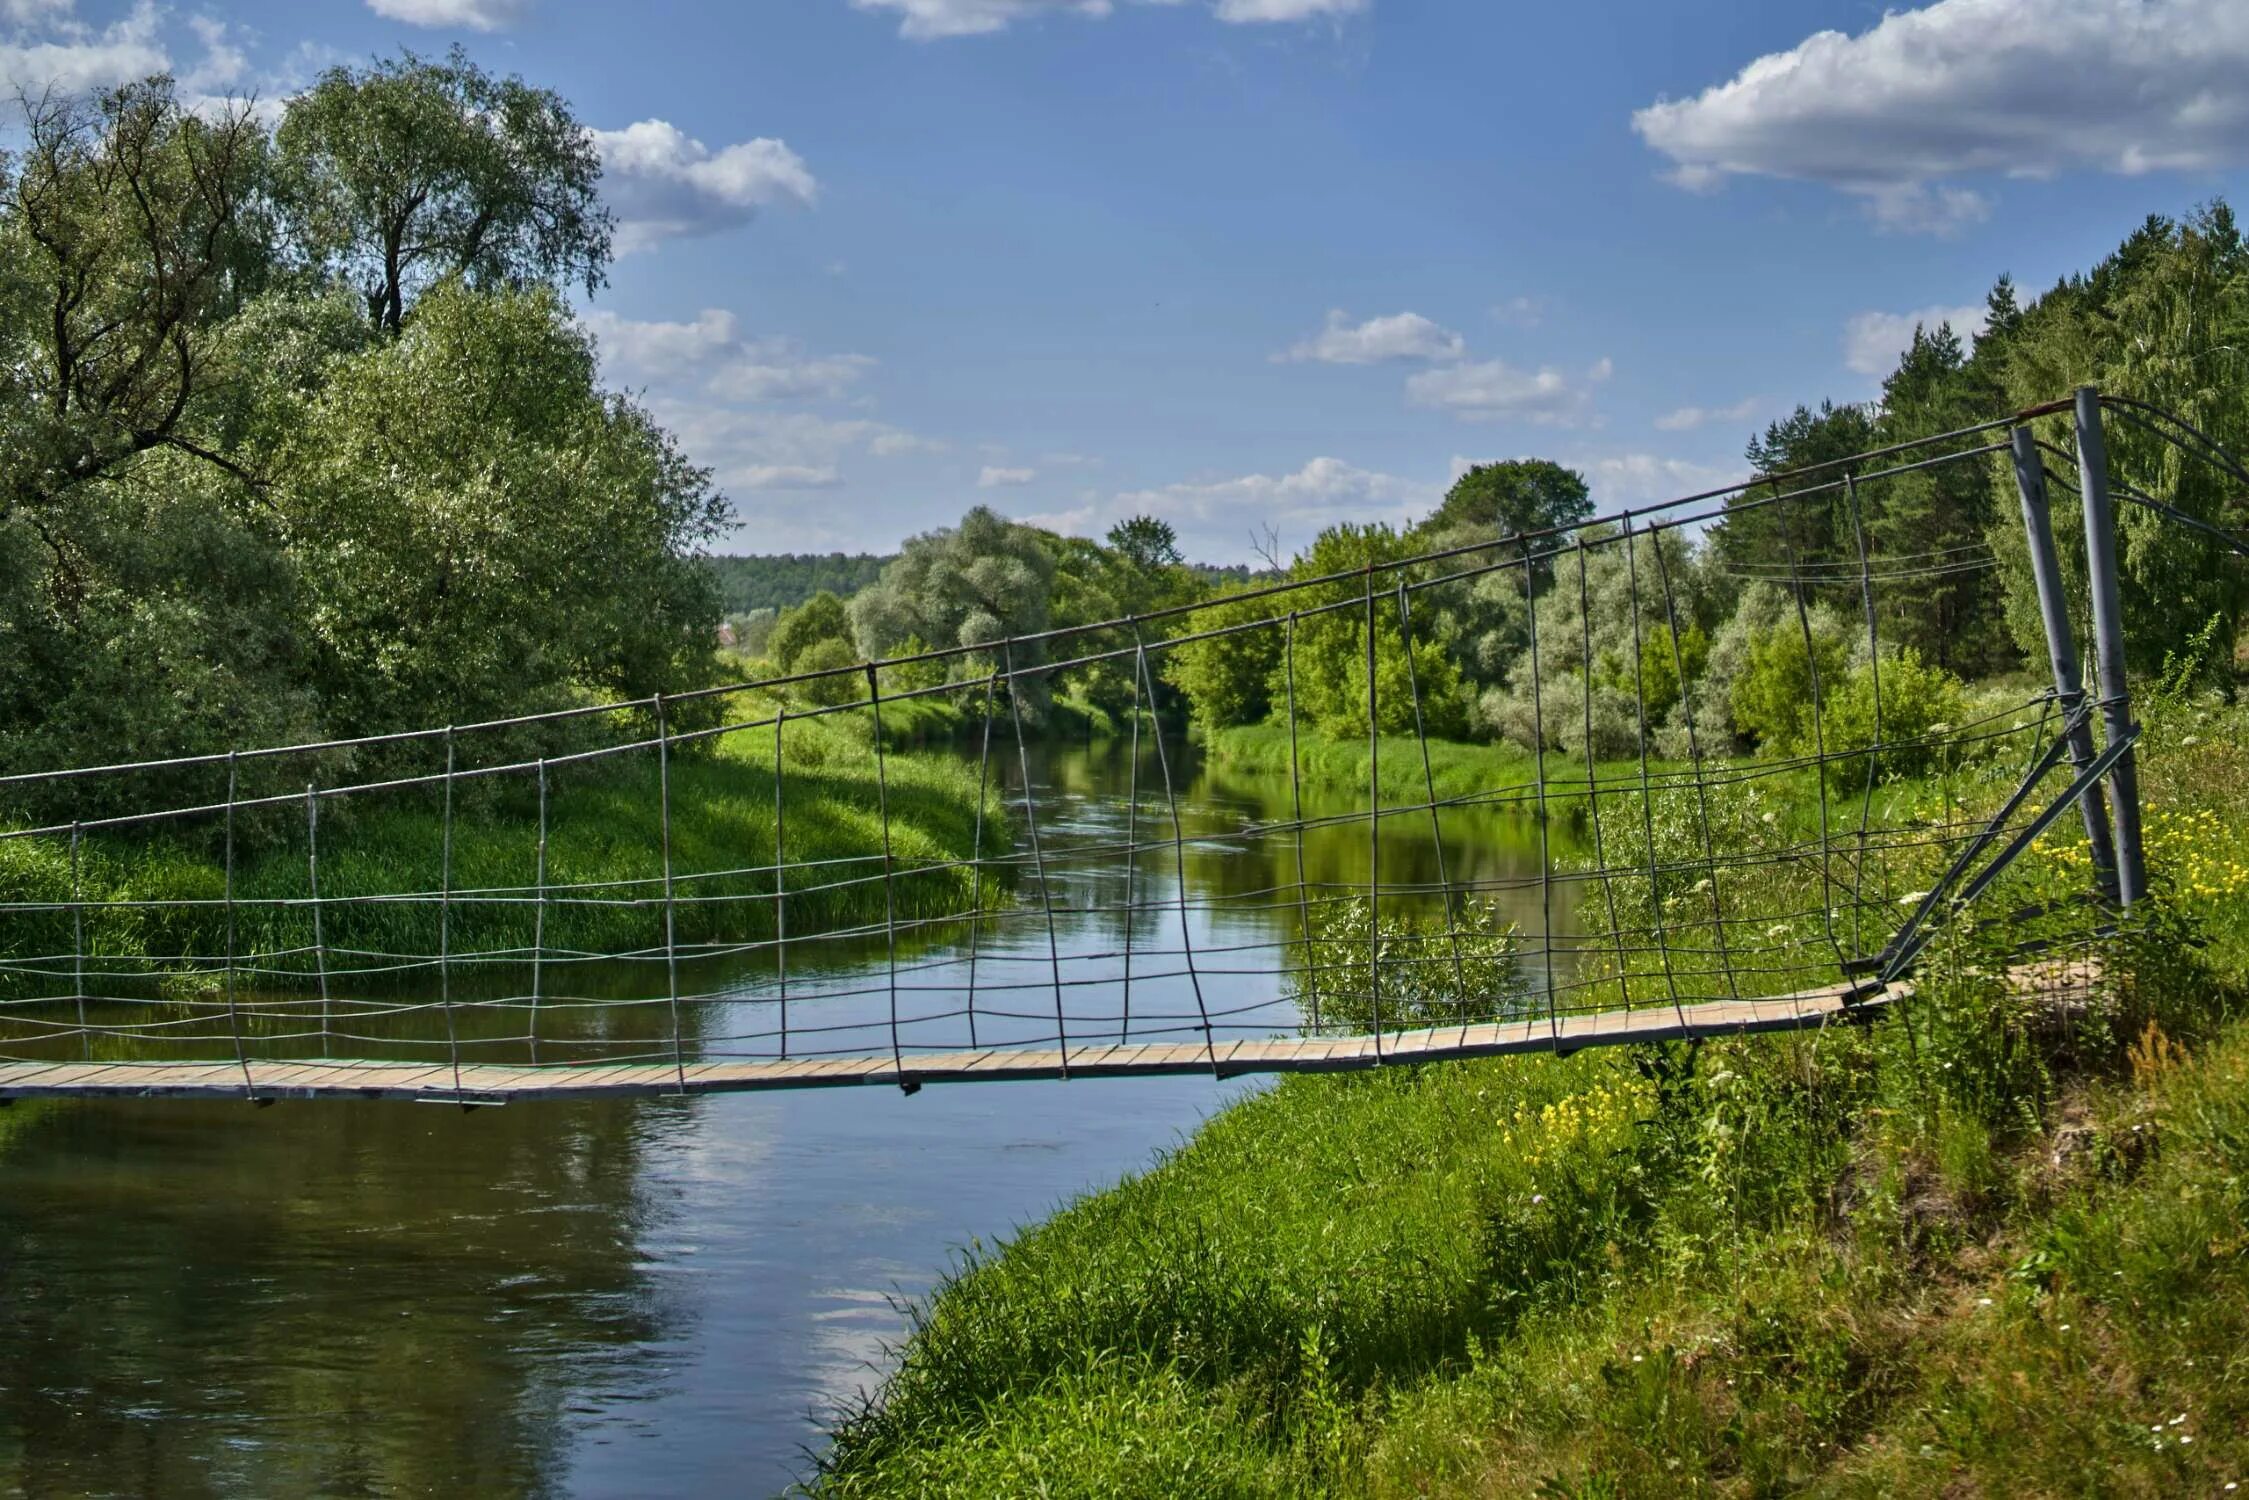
left=850, top=505, right=1058, bottom=715
left=1289, top=897, right=1528, bottom=1035
left=276, top=47, right=611, bottom=333
left=1727, top=608, right=1852, bottom=756
left=1984, top=204, right=2249, bottom=676
left=703, top=553, right=892, bottom=615
left=820, top=709, right=2249, bottom=1498
left=0, top=59, right=722, bottom=821
left=1270, top=524, right=1469, bottom=740
left=1417, top=460, right=1591, bottom=591
left=1163, top=585, right=1287, bottom=732
left=1106, top=514, right=1184, bottom=570
left=1813, top=646, right=1973, bottom=790
left=770, top=591, right=855, bottom=673
left=274, top=281, right=726, bottom=736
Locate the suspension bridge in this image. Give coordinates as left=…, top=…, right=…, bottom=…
left=0, top=389, right=2232, bottom=1106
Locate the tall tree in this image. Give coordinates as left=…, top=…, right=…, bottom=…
left=1419, top=460, right=1592, bottom=591
left=277, top=49, right=612, bottom=333
left=0, top=79, right=272, bottom=529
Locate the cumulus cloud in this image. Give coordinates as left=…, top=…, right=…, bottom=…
left=1654, top=396, right=1759, bottom=432
left=591, top=121, right=818, bottom=251
left=1406, top=356, right=1609, bottom=425
left=978, top=465, right=1037, bottom=487
left=1279, top=310, right=1466, bottom=365
left=0, top=2, right=167, bottom=95
left=1633, top=0, right=2249, bottom=233
left=1843, top=302, right=1987, bottom=377
left=734, top=465, right=844, bottom=490
left=583, top=307, right=875, bottom=401
left=848, top=0, right=1364, bottom=40
left=365, top=0, right=529, bottom=28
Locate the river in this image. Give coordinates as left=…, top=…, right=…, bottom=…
left=0, top=738, right=1564, bottom=1497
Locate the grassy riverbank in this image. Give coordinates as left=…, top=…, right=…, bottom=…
left=0, top=704, right=1007, bottom=977
left=817, top=704, right=2249, bottom=1496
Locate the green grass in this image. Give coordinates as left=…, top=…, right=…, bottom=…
left=1201, top=723, right=1610, bottom=818
left=815, top=702, right=2249, bottom=1497
left=0, top=703, right=1008, bottom=983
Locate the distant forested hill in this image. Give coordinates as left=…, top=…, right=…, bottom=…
left=703, top=553, right=894, bottom=614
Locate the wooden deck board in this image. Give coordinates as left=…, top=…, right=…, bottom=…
left=0, top=982, right=1906, bottom=1101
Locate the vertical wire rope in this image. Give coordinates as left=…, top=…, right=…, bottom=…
left=69, top=822, right=87, bottom=1060
left=1285, top=612, right=1322, bottom=1034
left=1778, top=505, right=1849, bottom=974
left=1135, top=630, right=1217, bottom=1072
left=439, top=729, right=463, bottom=1095
left=306, top=788, right=331, bottom=1052
left=1396, top=579, right=1468, bottom=1001
left=1649, top=525, right=1741, bottom=1005
left=1522, top=553, right=1556, bottom=1030
left=1120, top=647, right=1143, bottom=1043
left=655, top=695, right=687, bottom=1093
left=963, top=673, right=998, bottom=1053
left=529, top=760, right=548, bottom=1065
left=1364, top=569, right=1385, bottom=1055
left=1577, top=542, right=1628, bottom=1022
left=772, top=709, right=789, bottom=1061
left=1003, top=641, right=1069, bottom=1074
left=1621, top=517, right=1688, bottom=1026
left=1842, top=473, right=1885, bottom=958
left=222, top=751, right=253, bottom=1097
left=866, top=666, right=906, bottom=1081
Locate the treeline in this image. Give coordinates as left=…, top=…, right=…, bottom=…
left=0, top=54, right=723, bottom=815
left=706, top=553, right=894, bottom=615
left=751, top=206, right=2248, bottom=765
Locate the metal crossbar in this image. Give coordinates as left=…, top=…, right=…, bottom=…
left=0, top=390, right=2222, bottom=1102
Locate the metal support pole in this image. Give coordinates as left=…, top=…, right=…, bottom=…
left=2073, top=387, right=2147, bottom=906
left=2010, top=424, right=2119, bottom=900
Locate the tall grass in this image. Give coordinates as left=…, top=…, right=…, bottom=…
left=0, top=706, right=1009, bottom=983
left=815, top=703, right=2249, bottom=1497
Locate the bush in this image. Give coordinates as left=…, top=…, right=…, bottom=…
left=1815, top=646, right=1972, bottom=789
left=793, top=636, right=866, bottom=707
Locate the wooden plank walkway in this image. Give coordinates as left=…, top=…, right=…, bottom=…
left=0, top=980, right=1897, bottom=1104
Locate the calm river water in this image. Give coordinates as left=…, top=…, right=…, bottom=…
left=0, top=740, right=1560, bottom=1497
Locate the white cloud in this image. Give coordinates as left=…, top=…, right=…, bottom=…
left=1406, top=356, right=1609, bottom=425
left=870, top=431, right=948, bottom=457
left=849, top=0, right=1364, bottom=39
left=0, top=2, right=166, bottom=95
left=735, top=465, right=844, bottom=490
left=1654, top=396, right=1759, bottom=432
left=180, top=15, right=247, bottom=92
left=1843, top=303, right=1987, bottom=377
left=978, top=465, right=1037, bottom=487
left=645, top=403, right=922, bottom=500
left=365, top=0, right=528, bottom=28
left=1570, top=453, right=1740, bottom=508
left=1279, top=309, right=1466, bottom=365
left=583, top=307, right=875, bottom=401
left=1490, top=296, right=1546, bottom=327
left=591, top=121, right=818, bottom=252
left=0, top=0, right=73, bottom=25
left=1633, top=0, right=2249, bottom=234
left=1047, top=456, right=1432, bottom=560
left=1212, top=0, right=1364, bottom=19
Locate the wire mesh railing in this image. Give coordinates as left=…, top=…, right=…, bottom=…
left=2, top=390, right=2232, bottom=1098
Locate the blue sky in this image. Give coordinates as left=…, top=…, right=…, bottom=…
left=7, top=0, right=2244, bottom=560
